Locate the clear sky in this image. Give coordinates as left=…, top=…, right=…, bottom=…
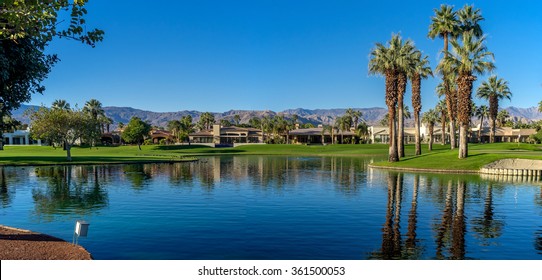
left=32, top=0, right=542, bottom=113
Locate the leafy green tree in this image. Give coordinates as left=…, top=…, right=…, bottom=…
left=122, top=117, right=151, bottom=150
left=476, top=76, right=512, bottom=143
left=0, top=0, right=103, bottom=150
left=29, top=106, right=99, bottom=161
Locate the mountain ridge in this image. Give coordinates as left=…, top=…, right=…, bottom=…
left=11, top=104, right=542, bottom=129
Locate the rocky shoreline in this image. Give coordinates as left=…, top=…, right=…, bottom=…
left=0, top=225, right=92, bottom=260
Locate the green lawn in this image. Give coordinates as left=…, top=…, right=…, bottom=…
left=372, top=143, right=542, bottom=171
left=1, top=143, right=541, bottom=171
left=0, top=144, right=391, bottom=166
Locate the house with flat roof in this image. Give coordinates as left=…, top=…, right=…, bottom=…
left=288, top=127, right=357, bottom=144
left=2, top=129, right=42, bottom=145
left=189, top=125, right=263, bottom=146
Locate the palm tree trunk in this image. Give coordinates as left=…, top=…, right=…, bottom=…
left=489, top=118, right=495, bottom=143
left=441, top=115, right=446, bottom=145
left=386, top=71, right=399, bottom=162
left=458, top=125, right=468, bottom=158
left=397, top=73, right=407, bottom=158
left=66, top=144, right=72, bottom=161
left=478, top=116, right=484, bottom=143
left=414, top=114, right=421, bottom=155
left=428, top=132, right=433, bottom=151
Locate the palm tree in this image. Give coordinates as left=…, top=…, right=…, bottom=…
left=422, top=109, right=439, bottom=151
left=538, top=101, right=542, bottom=113
left=476, top=76, right=512, bottom=143
left=51, top=99, right=70, bottom=110
left=83, top=99, right=105, bottom=121
left=335, top=116, right=351, bottom=144
left=496, top=109, right=510, bottom=127
left=167, top=120, right=182, bottom=142
left=369, top=34, right=411, bottom=162
left=409, top=51, right=432, bottom=155
left=233, top=114, right=241, bottom=125
left=457, top=4, right=484, bottom=38
left=429, top=4, right=459, bottom=150
left=396, top=40, right=416, bottom=158
left=436, top=99, right=448, bottom=145
left=428, top=4, right=459, bottom=56
left=179, top=115, right=194, bottom=144
left=439, top=31, right=495, bottom=158
left=474, top=105, right=489, bottom=143
left=346, top=108, right=363, bottom=129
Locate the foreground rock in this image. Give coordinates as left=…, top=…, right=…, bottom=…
left=0, top=225, right=92, bottom=260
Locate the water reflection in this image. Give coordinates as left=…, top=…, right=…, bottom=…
left=0, top=168, right=13, bottom=208
left=32, top=166, right=109, bottom=220
left=471, top=183, right=504, bottom=246
left=1, top=156, right=541, bottom=259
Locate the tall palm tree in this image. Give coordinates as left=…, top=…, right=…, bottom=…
left=233, top=114, right=241, bottom=125
left=496, top=109, right=510, bottom=127
left=476, top=76, right=512, bottom=143
left=409, top=51, right=433, bottom=155
left=396, top=40, right=416, bottom=158
left=83, top=99, right=105, bottom=121
left=436, top=99, right=448, bottom=145
left=51, top=99, right=70, bottom=110
left=429, top=4, right=459, bottom=151
left=422, top=109, right=439, bottom=151
left=335, top=115, right=352, bottom=144
left=167, top=120, right=182, bottom=142
left=369, top=34, right=409, bottom=162
left=440, top=31, right=495, bottom=158
left=457, top=4, right=484, bottom=38
left=538, top=101, right=542, bottom=113
left=346, top=108, right=363, bottom=129
left=475, top=105, right=489, bottom=143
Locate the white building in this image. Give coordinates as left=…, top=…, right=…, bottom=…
left=2, top=129, right=42, bottom=145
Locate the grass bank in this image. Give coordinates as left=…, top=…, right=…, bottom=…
left=0, top=144, right=391, bottom=166
left=2, top=143, right=541, bottom=169
left=371, top=143, right=542, bottom=171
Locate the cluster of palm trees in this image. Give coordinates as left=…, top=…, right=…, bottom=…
left=371, top=4, right=511, bottom=162
left=369, top=34, right=432, bottom=162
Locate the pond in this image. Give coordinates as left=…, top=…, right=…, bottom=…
left=1, top=156, right=541, bottom=260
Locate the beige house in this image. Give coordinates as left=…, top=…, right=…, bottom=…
left=189, top=125, right=263, bottom=146
left=369, top=125, right=446, bottom=144
left=471, top=126, right=536, bottom=143
left=370, top=124, right=536, bottom=144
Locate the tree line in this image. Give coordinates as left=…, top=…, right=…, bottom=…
left=370, top=4, right=514, bottom=162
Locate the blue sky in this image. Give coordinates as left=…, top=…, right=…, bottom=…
left=32, top=0, right=542, bottom=113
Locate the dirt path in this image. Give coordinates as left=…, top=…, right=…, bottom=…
left=0, top=225, right=92, bottom=260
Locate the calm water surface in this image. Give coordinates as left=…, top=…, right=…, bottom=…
left=1, top=156, right=541, bottom=260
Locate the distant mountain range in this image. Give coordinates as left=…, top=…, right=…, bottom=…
left=11, top=104, right=542, bottom=129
